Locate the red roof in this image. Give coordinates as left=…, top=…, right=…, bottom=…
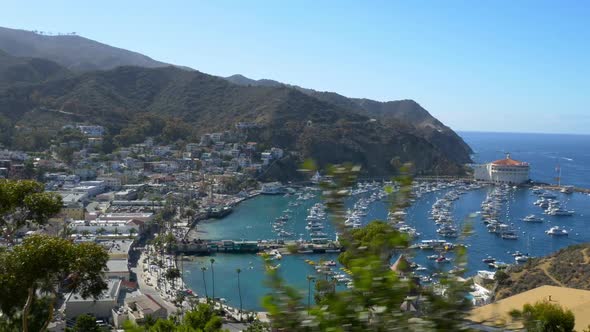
left=492, top=157, right=528, bottom=166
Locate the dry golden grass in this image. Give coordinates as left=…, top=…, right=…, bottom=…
left=470, top=285, right=590, bottom=331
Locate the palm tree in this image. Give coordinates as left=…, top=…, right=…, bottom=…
left=236, top=268, right=243, bottom=320
left=201, top=266, right=208, bottom=300
left=306, top=275, right=316, bottom=315
left=128, top=227, right=137, bottom=239
left=185, top=209, right=196, bottom=224
left=165, top=268, right=181, bottom=289
left=210, top=258, right=216, bottom=301
left=95, top=227, right=107, bottom=236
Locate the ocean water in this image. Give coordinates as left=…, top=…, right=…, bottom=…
left=182, top=132, right=590, bottom=311
left=461, top=131, right=590, bottom=188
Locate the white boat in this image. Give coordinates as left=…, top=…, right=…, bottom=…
left=435, top=256, right=451, bottom=264
left=515, top=256, right=528, bottom=263
left=545, top=226, right=568, bottom=236
left=482, top=256, right=496, bottom=263
left=546, top=208, right=574, bottom=216
left=522, top=215, right=543, bottom=223
left=501, top=231, right=519, bottom=240
left=515, top=254, right=529, bottom=263
left=560, top=186, right=574, bottom=194
left=539, top=192, right=557, bottom=199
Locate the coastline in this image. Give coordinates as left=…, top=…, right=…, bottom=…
left=184, top=190, right=261, bottom=239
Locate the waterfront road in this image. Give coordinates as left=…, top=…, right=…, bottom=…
left=132, top=252, right=178, bottom=314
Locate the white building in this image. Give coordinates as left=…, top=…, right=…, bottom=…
left=113, top=294, right=167, bottom=328
left=76, top=125, right=105, bottom=137
left=65, top=278, right=121, bottom=320
left=97, top=177, right=122, bottom=190
left=473, top=154, right=530, bottom=185
left=261, top=182, right=284, bottom=194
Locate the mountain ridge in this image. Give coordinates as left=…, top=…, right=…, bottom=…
left=0, top=64, right=469, bottom=178
left=0, top=27, right=472, bottom=178
left=225, top=74, right=473, bottom=162
left=0, top=26, right=175, bottom=71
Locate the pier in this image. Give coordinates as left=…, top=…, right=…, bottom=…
left=539, top=185, right=590, bottom=194
left=174, top=239, right=342, bottom=255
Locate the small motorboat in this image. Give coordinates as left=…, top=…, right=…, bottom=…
left=482, top=256, right=496, bottom=264
left=545, top=226, right=568, bottom=236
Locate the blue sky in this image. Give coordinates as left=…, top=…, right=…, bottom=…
left=2, top=1, right=589, bottom=134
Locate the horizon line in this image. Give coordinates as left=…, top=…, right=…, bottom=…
left=457, top=130, right=590, bottom=136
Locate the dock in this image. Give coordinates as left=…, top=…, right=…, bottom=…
left=173, top=239, right=342, bottom=255
left=539, top=185, right=590, bottom=194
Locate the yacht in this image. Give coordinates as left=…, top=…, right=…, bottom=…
left=489, top=261, right=509, bottom=269
left=546, top=207, right=574, bottom=216
left=522, top=215, right=543, bottom=223
left=275, top=215, right=290, bottom=221
left=545, top=226, right=568, bottom=236
left=560, top=186, right=574, bottom=194
left=482, top=256, right=496, bottom=264
left=539, top=192, right=557, bottom=199
left=436, top=225, right=459, bottom=238
left=501, top=230, right=519, bottom=240
left=514, top=254, right=530, bottom=263
left=435, top=256, right=451, bottom=264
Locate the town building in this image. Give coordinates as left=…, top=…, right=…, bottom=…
left=260, top=182, right=284, bottom=194
left=64, top=278, right=121, bottom=321
left=472, top=154, right=530, bottom=184
left=113, top=294, right=167, bottom=328
left=76, top=125, right=105, bottom=137
left=97, top=176, right=122, bottom=190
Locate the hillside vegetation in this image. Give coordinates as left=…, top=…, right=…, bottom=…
left=0, top=64, right=469, bottom=177
left=0, top=27, right=473, bottom=178
left=0, top=50, right=70, bottom=87
left=495, top=244, right=590, bottom=300
left=226, top=74, right=473, bottom=163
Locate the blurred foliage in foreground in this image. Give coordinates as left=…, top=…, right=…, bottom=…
left=262, top=163, right=473, bottom=331
left=510, top=300, right=576, bottom=332
left=123, top=303, right=226, bottom=332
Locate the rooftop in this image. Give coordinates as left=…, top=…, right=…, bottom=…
left=107, top=259, right=129, bottom=273
left=126, top=294, right=164, bottom=315
left=101, top=239, right=134, bottom=257
left=67, top=278, right=121, bottom=303
left=491, top=154, right=529, bottom=167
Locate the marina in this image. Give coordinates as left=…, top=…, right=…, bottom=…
left=181, top=180, right=590, bottom=311
left=177, top=132, right=590, bottom=311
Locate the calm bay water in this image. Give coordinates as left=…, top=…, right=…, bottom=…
left=183, top=132, right=590, bottom=311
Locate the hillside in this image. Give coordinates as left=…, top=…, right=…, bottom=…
left=0, top=50, right=70, bottom=87
left=495, top=244, right=590, bottom=300
left=0, top=65, right=467, bottom=177
left=225, top=74, right=473, bottom=162
left=0, top=26, right=169, bottom=71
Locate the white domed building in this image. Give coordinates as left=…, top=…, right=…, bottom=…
left=472, top=154, right=530, bottom=185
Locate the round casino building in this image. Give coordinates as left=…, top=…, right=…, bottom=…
left=472, top=154, right=530, bottom=185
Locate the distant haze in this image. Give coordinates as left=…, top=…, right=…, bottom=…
left=1, top=1, right=588, bottom=134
